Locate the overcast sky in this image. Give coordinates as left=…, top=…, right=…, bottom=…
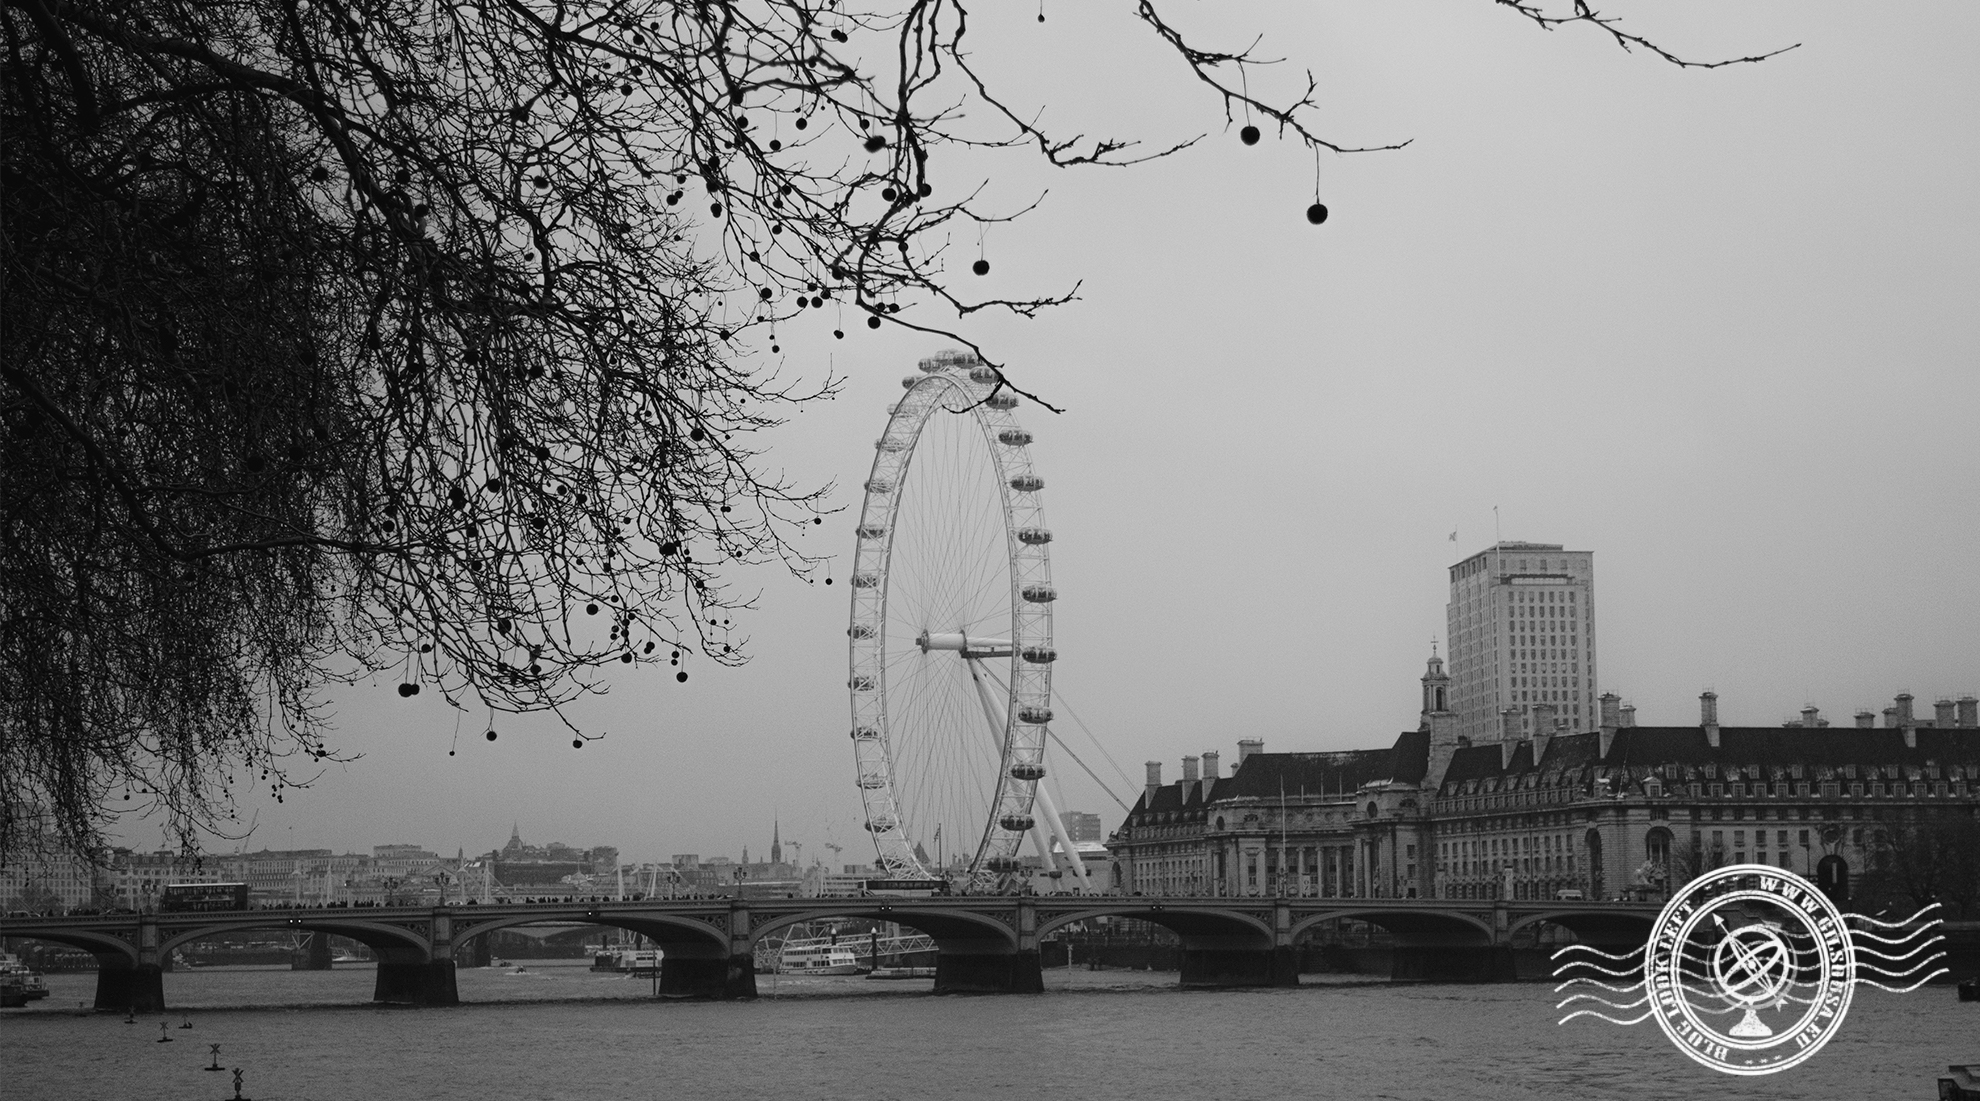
left=125, top=1, right=1978, bottom=866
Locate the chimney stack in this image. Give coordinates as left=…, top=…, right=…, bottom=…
left=1882, top=706, right=1899, bottom=728
left=1959, top=696, right=1978, bottom=728
left=1202, top=750, right=1221, bottom=779
left=1619, top=703, right=1637, bottom=728
left=1599, top=693, right=1620, bottom=759
left=1181, top=755, right=1200, bottom=783
left=1896, top=693, right=1915, bottom=726
left=1801, top=706, right=1821, bottom=729
left=1144, top=761, right=1163, bottom=803
left=1236, top=738, right=1264, bottom=766
left=1855, top=711, right=1875, bottom=729
left=1702, top=691, right=1721, bottom=749
left=1532, top=704, right=1556, bottom=765
left=1934, top=698, right=1956, bottom=728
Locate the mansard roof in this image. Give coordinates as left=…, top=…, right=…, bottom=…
left=1603, top=726, right=1980, bottom=769
left=1129, top=774, right=1222, bottom=816
left=1215, top=731, right=1432, bottom=800
left=1435, top=726, right=1980, bottom=790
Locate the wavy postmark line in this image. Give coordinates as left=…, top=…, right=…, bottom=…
left=1851, top=928, right=1946, bottom=948
left=1552, top=976, right=1645, bottom=995
left=1857, top=969, right=1949, bottom=994
left=1550, top=960, right=1646, bottom=980
left=1851, top=903, right=1943, bottom=929
left=1556, top=990, right=1648, bottom=1009
left=1557, top=1009, right=1654, bottom=1027
left=1855, top=952, right=1947, bottom=981
left=1550, top=943, right=1645, bottom=963
left=1854, top=940, right=1945, bottom=962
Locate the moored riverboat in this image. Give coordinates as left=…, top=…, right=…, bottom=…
left=779, top=940, right=866, bottom=976
left=0, top=952, right=50, bottom=1001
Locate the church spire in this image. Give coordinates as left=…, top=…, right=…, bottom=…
left=770, top=820, right=783, bottom=865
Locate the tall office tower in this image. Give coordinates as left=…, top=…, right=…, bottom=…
left=1445, top=542, right=1596, bottom=744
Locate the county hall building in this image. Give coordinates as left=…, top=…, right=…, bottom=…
left=1107, top=543, right=1980, bottom=901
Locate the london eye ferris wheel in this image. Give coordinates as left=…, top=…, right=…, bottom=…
left=846, top=350, right=1091, bottom=891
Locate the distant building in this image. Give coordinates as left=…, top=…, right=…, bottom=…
left=1, top=849, right=103, bottom=911
left=488, top=826, right=617, bottom=892
left=102, top=850, right=224, bottom=909
left=1446, top=541, right=1596, bottom=744
left=1058, top=812, right=1103, bottom=844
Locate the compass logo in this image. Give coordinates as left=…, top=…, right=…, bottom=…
left=1554, top=864, right=1946, bottom=1076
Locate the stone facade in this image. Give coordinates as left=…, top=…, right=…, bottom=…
left=1109, top=661, right=1980, bottom=904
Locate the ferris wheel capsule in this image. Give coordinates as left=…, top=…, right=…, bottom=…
left=919, top=349, right=978, bottom=372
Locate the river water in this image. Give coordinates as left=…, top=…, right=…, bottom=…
left=2, top=960, right=1971, bottom=1100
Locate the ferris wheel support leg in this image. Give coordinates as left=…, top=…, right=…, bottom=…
left=964, top=657, right=1093, bottom=894
left=1028, top=777, right=1095, bottom=894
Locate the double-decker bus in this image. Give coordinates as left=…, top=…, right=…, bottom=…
left=158, top=883, right=250, bottom=912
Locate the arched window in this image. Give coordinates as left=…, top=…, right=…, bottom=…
left=1645, top=827, right=1672, bottom=867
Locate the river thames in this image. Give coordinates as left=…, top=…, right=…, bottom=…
left=2, top=961, right=1972, bottom=1100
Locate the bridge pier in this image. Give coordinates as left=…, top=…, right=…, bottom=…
left=373, top=959, right=459, bottom=1006
left=933, top=946, right=1043, bottom=994
left=1389, top=945, right=1516, bottom=982
left=1178, top=943, right=1300, bottom=988
left=94, top=962, right=165, bottom=1013
left=657, top=952, right=757, bottom=999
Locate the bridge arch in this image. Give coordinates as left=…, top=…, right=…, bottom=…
left=747, top=907, right=1019, bottom=953
left=1034, top=904, right=1273, bottom=946
left=1290, top=908, right=1495, bottom=947
left=452, top=911, right=729, bottom=955
left=1507, top=908, right=1655, bottom=948
left=158, top=916, right=429, bottom=960
left=1039, top=903, right=1286, bottom=989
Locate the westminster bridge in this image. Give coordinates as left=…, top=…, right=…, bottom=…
left=0, top=895, right=1662, bottom=1011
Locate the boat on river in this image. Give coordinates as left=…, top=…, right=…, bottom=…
left=779, top=940, right=866, bottom=976
left=589, top=947, right=663, bottom=975
left=0, top=952, right=50, bottom=1002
